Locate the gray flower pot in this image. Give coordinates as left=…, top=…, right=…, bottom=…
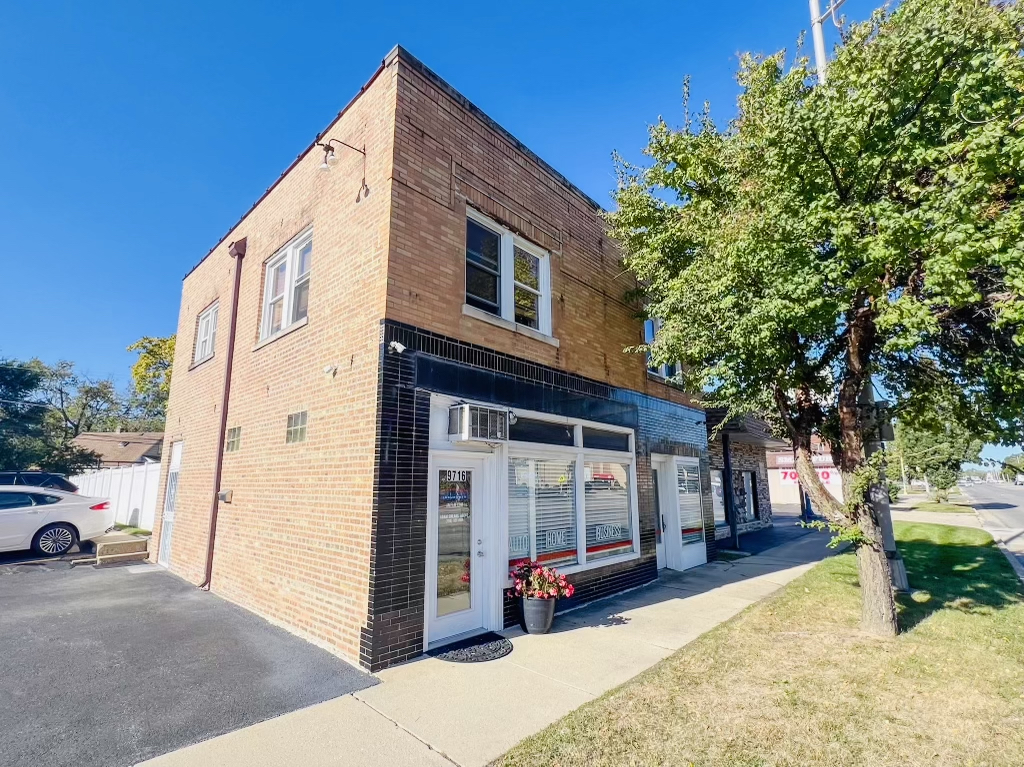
left=520, top=596, right=557, bottom=634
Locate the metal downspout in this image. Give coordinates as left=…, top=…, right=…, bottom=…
left=199, top=237, right=246, bottom=590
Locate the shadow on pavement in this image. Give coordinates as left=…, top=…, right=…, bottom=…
left=547, top=524, right=832, bottom=633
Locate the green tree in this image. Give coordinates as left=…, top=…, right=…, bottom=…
left=127, top=335, right=174, bottom=426
left=609, top=0, right=1024, bottom=634
left=997, top=452, right=1024, bottom=481
left=0, top=360, right=46, bottom=471
left=891, top=416, right=982, bottom=501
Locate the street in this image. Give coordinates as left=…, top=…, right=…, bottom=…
left=963, top=482, right=1024, bottom=574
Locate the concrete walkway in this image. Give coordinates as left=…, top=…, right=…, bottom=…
left=139, top=532, right=835, bottom=767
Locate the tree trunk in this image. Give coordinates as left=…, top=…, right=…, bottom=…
left=795, top=442, right=846, bottom=523
left=856, top=537, right=899, bottom=636
left=838, top=299, right=899, bottom=636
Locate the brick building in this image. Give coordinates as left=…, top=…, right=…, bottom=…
left=705, top=410, right=787, bottom=544
left=153, top=47, right=725, bottom=671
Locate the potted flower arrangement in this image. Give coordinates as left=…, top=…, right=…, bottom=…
left=509, top=559, right=575, bottom=634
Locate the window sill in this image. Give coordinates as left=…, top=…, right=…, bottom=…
left=647, top=371, right=685, bottom=389
left=253, top=316, right=309, bottom=352
left=504, top=551, right=640, bottom=585
left=461, top=304, right=559, bottom=348
left=188, top=354, right=215, bottom=372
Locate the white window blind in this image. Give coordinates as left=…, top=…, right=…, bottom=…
left=508, top=458, right=577, bottom=567
left=193, top=303, right=218, bottom=364
left=584, top=461, right=633, bottom=560
left=677, top=461, right=704, bottom=545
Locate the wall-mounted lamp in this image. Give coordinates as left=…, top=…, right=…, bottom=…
left=316, top=138, right=371, bottom=201
left=317, top=138, right=364, bottom=170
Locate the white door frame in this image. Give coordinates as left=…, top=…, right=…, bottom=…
left=157, top=441, right=183, bottom=567
left=424, top=451, right=503, bottom=648
left=652, top=454, right=708, bottom=572
left=652, top=466, right=667, bottom=569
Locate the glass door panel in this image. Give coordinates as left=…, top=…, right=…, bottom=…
left=436, top=469, right=472, bottom=618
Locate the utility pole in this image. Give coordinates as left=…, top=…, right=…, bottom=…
left=808, top=0, right=847, bottom=84
left=859, top=387, right=910, bottom=593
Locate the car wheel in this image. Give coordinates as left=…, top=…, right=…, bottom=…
left=32, top=524, right=78, bottom=557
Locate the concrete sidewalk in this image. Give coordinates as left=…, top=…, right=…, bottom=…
left=140, top=532, right=835, bottom=767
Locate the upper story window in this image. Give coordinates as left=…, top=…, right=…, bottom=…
left=261, top=230, right=312, bottom=340
left=193, top=302, right=219, bottom=365
left=644, top=318, right=681, bottom=380
left=465, top=210, right=551, bottom=336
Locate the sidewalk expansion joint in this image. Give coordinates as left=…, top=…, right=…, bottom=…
left=350, top=693, right=463, bottom=767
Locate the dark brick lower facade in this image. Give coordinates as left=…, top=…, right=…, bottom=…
left=362, top=320, right=713, bottom=671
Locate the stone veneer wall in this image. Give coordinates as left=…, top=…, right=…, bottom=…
left=708, top=438, right=773, bottom=539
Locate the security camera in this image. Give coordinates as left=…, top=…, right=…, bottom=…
left=388, top=341, right=407, bottom=354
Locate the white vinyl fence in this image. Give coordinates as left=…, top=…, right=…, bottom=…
left=71, top=463, right=161, bottom=532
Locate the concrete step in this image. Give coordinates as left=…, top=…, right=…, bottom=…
left=96, top=537, right=149, bottom=556
left=94, top=535, right=149, bottom=565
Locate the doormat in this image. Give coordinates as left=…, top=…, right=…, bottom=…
left=428, top=632, right=513, bottom=663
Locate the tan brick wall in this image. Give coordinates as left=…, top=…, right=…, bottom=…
left=385, top=58, right=696, bottom=408
left=151, top=48, right=704, bottom=667
left=151, top=63, right=398, bottom=662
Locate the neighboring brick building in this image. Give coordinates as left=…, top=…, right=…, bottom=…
left=153, top=46, right=718, bottom=671
left=704, top=410, right=786, bottom=543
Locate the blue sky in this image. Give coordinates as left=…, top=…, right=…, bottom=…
left=1, top=1, right=1014, bottom=461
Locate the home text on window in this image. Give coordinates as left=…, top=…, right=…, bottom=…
left=193, top=302, right=219, bottom=365
left=261, top=229, right=312, bottom=340
left=506, top=417, right=637, bottom=573
left=465, top=210, right=551, bottom=336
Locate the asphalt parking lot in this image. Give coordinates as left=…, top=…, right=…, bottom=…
left=0, top=556, right=375, bottom=767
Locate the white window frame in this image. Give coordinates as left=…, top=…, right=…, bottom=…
left=503, top=411, right=639, bottom=578
left=193, top=302, right=219, bottom=365
left=466, top=209, right=552, bottom=337
left=285, top=411, right=308, bottom=444
left=260, top=228, right=313, bottom=341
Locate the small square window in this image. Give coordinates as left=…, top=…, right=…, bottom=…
left=285, top=411, right=308, bottom=443
left=193, top=302, right=219, bottom=364
left=225, top=427, right=241, bottom=453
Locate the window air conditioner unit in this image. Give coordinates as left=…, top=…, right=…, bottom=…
left=448, top=404, right=508, bottom=443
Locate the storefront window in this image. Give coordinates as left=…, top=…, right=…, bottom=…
left=678, top=461, right=705, bottom=545
left=710, top=469, right=727, bottom=526
left=584, top=461, right=633, bottom=560
left=508, top=458, right=577, bottom=567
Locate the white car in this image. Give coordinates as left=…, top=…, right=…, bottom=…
left=0, top=486, right=114, bottom=556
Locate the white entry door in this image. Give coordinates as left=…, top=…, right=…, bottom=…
left=655, top=455, right=708, bottom=571
left=425, top=456, right=493, bottom=646
left=675, top=458, right=708, bottom=570
left=157, top=441, right=183, bottom=567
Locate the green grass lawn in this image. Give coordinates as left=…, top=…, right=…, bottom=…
left=495, top=522, right=1024, bottom=767
left=912, top=500, right=976, bottom=514
left=113, top=523, right=151, bottom=536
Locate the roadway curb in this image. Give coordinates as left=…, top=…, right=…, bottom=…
left=964, top=491, right=1024, bottom=585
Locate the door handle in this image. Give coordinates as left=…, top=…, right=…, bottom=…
left=476, top=551, right=485, bottom=558
left=661, top=514, right=666, bottom=532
